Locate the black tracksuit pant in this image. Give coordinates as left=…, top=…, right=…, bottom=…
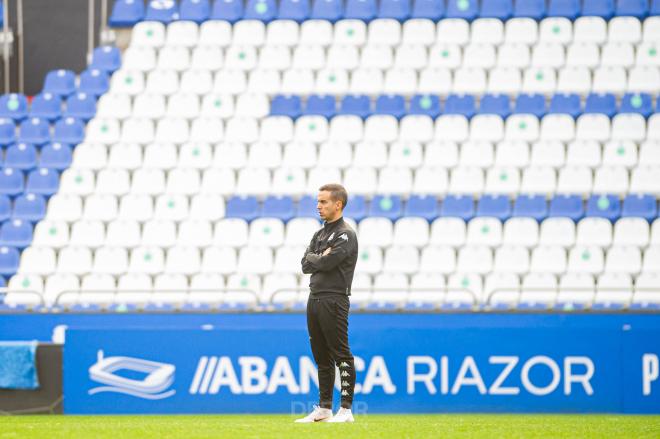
left=306, top=293, right=355, bottom=410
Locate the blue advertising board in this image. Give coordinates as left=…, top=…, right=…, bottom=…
left=63, top=324, right=660, bottom=414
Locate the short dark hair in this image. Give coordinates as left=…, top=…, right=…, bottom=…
left=319, top=183, right=348, bottom=210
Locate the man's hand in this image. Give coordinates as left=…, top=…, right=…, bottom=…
left=323, top=247, right=332, bottom=256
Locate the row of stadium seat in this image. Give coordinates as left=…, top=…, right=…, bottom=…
left=12, top=242, right=659, bottom=279
left=90, top=92, right=660, bottom=121
left=110, top=0, right=660, bottom=27
left=0, top=117, right=85, bottom=145
left=0, top=143, right=72, bottom=171
left=40, top=192, right=660, bottom=222
left=270, top=93, right=660, bottom=118
left=3, top=254, right=660, bottom=307
left=128, top=17, right=660, bottom=48
left=82, top=113, right=660, bottom=143
left=17, top=215, right=660, bottom=249
left=121, top=41, right=660, bottom=72
left=25, top=164, right=660, bottom=197
left=0, top=93, right=97, bottom=122
left=107, top=66, right=660, bottom=96
left=4, top=269, right=660, bottom=311
left=66, top=139, right=659, bottom=171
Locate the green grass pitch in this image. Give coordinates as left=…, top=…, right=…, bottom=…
left=1, top=415, right=659, bottom=438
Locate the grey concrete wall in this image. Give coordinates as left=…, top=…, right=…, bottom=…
left=4, top=0, right=109, bottom=95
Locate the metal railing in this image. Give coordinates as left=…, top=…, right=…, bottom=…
left=486, top=286, right=660, bottom=310
left=1, top=285, right=658, bottom=313
left=0, top=287, right=45, bottom=308
left=270, top=286, right=480, bottom=310
left=53, top=288, right=260, bottom=308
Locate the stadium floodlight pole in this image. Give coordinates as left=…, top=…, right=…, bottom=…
left=87, top=0, right=95, bottom=63
left=2, top=0, right=8, bottom=93
left=17, top=0, right=22, bottom=93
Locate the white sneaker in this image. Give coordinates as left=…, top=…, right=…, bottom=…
left=294, top=405, right=333, bottom=423
left=327, top=407, right=355, bottom=423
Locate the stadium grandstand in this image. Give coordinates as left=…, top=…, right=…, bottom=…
left=0, top=0, right=660, bottom=434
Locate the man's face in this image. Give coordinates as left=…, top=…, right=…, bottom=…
left=317, top=190, right=341, bottom=222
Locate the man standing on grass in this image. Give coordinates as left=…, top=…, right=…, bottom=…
left=295, top=183, right=359, bottom=424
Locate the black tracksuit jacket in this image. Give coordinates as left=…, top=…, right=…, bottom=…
left=301, top=217, right=358, bottom=296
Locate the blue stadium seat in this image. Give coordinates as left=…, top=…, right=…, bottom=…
left=39, top=143, right=73, bottom=170
left=52, top=117, right=85, bottom=145
left=0, top=94, right=29, bottom=122
left=445, top=0, right=479, bottom=20
left=479, top=94, right=511, bottom=117
left=345, top=0, right=377, bottom=20
left=65, top=92, right=97, bottom=122
left=630, top=303, right=660, bottom=311
left=305, top=95, right=336, bottom=118
left=476, top=195, right=511, bottom=221
left=339, top=95, right=371, bottom=118
left=25, top=168, right=60, bottom=196
left=262, top=195, right=295, bottom=222
left=549, top=195, right=584, bottom=222
left=480, top=0, right=513, bottom=19
left=145, top=0, right=180, bottom=23
left=18, top=118, right=50, bottom=145
left=379, top=0, right=411, bottom=20
left=620, top=93, right=653, bottom=117
left=440, top=195, right=475, bottom=221
left=311, top=0, right=343, bottom=21
left=343, top=195, right=367, bottom=222
left=584, top=93, right=617, bottom=118
left=582, top=0, right=615, bottom=18
left=43, top=70, right=76, bottom=98
left=225, top=196, right=260, bottom=221
left=297, top=195, right=319, bottom=218
left=0, top=246, right=19, bottom=276
left=79, top=69, right=110, bottom=97
left=410, top=95, right=441, bottom=118
left=374, top=95, right=406, bottom=118
left=652, top=0, right=660, bottom=14
left=5, top=143, right=37, bottom=171
left=211, top=0, right=244, bottom=22
left=513, top=195, right=548, bottom=221
left=592, top=302, right=627, bottom=311
left=513, top=94, right=546, bottom=117
left=369, top=195, right=403, bottom=221
left=13, top=194, right=47, bottom=222
left=0, top=196, right=10, bottom=222
left=517, top=301, right=551, bottom=311
left=0, top=168, right=24, bottom=196
left=90, top=46, right=122, bottom=73
left=548, top=93, right=582, bottom=118
left=548, top=0, right=581, bottom=18
left=0, top=118, right=15, bottom=145
left=244, top=0, right=278, bottom=21
left=513, top=0, right=546, bottom=18
left=0, top=219, right=33, bottom=248
left=30, top=93, right=62, bottom=122
left=616, top=0, right=649, bottom=18
left=270, top=95, right=302, bottom=118
left=444, top=94, right=476, bottom=118
left=278, top=0, right=310, bottom=20
left=404, top=195, right=439, bottom=221
left=109, top=0, right=145, bottom=27
left=586, top=195, right=621, bottom=221
left=180, top=0, right=211, bottom=22
left=621, top=194, right=657, bottom=222
left=411, top=0, right=445, bottom=19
